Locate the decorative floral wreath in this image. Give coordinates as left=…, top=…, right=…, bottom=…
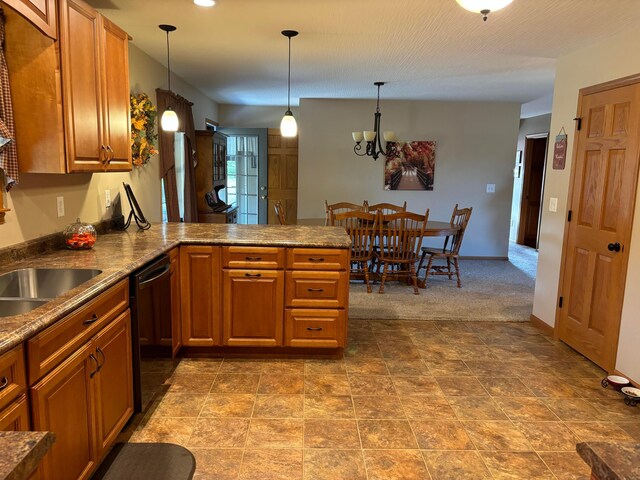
left=130, top=93, right=159, bottom=166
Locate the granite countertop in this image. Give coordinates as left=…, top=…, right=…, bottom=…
left=0, top=431, right=55, bottom=480
left=577, top=441, right=640, bottom=479
left=0, top=223, right=350, bottom=355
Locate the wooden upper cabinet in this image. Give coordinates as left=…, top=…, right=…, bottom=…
left=100, top=16, right=131, bottom=170
left=5, top=0, right=131, bottom=173
left=60, top=0, right=131, bottom=172
left=2, top=0, right=57, bottom=39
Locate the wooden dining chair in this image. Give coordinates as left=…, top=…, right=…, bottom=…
left=417, top=204, right=473, bottom=288
left=325, top=201, right=368, bottom=226
left=274, top=200, right=286, bottom=225
left=376, top=210, right=429, bottom=295
left=332, top=210, right=378, bottom=293
left=367, top=201, right=407, bottom=216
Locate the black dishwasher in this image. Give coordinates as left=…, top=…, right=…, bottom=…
left=130, top=254, right=172, bottom=413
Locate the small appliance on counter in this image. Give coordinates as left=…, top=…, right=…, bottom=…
left=63, top=218, right=97, bottom=249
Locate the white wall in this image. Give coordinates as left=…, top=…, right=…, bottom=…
left=532, top=26, right=640, bottom=381
left=218, top=104, right=299, bottom=129
left=509, top=114, right=552, bottom=241
left=2, top=43, right=218, bottom=248
left=298, top=98, right=521, bottom=257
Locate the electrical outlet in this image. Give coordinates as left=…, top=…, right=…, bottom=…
left=56, top=196, right=65, bottom=217
left=105, top=189, right=111, bottom=208
left=549, top=197, right=558, bottom=212
left=486, top=183, right=496, bottom=193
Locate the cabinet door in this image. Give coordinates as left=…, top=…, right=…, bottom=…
left=100, top=16, right=131, bottom=171
left=59, top=0, right=104, bottom=172
left=0, top=394, right=30, bottom=431
left=169, top=248, right=182, bottom=357
left=223, top=270, right=284, bottom=346
left=180, top=246, right=221, bottom=346
left=31, top=342, right=97, bottom=480
left=2, top=0, right=57, bottom=39
left=93, top=310, right=133, bottom=457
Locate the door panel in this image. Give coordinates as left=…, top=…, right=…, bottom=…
left=558, top=80, right=640, bottom=370
left=267, top=129, right=299, bottom=225
left=93, top=310, right=133, bottom=457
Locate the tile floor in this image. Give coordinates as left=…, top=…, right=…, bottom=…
left=123, top=320, right=640, bottom=479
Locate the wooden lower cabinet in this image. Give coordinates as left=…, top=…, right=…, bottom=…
left=223, top=269, right=284, bottom=346
left=30, top=311, right=133, bottom=480
left=0, top=394, right=30, bottom=431
left=30, top=341, right=97, bottom=480
left=93, top=311, right=132, bottom=456
left=169, top=248, right=182, bottom=356
left=180, top=246, right=221, bottom=346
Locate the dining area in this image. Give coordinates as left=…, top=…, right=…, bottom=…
left=274, top=199, right=473, bottom=295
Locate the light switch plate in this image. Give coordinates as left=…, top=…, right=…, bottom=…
left=105, top=189, right=111, bottom=208
left=549, top=197, right=558, bottom=212
left=56, top=196, right=64, bottom=217
left=486, top=184, right=496, bottom=193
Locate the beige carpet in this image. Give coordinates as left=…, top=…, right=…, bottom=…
left=348, top=243, right=536, bottom=322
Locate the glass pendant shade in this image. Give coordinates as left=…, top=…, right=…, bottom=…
left=280, top=111, right=298, bottom=138
left=161, top=107, right=179, bottom=132
left=456, top=0, right=513, bottom=13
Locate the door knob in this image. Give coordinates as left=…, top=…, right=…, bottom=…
left=608, top=242, right=621, bottom=252
left=260, top=195, right=267, bottom=200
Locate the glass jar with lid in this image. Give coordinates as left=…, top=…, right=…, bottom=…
left=63, top=218, right=97, bottom=249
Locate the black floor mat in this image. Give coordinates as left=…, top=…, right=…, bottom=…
left=91, top=443, right=196, bottom=480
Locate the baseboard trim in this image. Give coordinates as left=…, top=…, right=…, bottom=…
left=530, top=314, right=554, bottom=337
left=614, top=368, right=640, bottom=388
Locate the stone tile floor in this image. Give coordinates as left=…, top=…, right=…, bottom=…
left=122, top=320, right=640, bottom=479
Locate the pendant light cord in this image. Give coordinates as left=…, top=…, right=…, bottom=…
left=287, top=35, right=291, bottom=111
left=166, top=31, right=171, bottom=92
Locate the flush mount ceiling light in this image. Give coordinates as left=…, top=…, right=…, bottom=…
left=280, top=30, right=299, bottom=138
left=193, top=0, right=215, bottom=6
left=456, top=0, right=514, bottom=21
left=352, top=82, right=397, bottom=161
left=159, top=24, right=179, bottom=132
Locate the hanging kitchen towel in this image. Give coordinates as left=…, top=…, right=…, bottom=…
left=0, top=8, right=18, bottom=191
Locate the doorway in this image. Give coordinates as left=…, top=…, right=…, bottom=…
left=557, top=75, right=640, bottom=371
left=219, top=128, right=268, bottom=224
left=517, top=134, right=548, bottom=249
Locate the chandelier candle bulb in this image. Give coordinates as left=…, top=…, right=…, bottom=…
left=364, top=131, right=377, bottom=142
left=352, top=132, right=364, bottom=143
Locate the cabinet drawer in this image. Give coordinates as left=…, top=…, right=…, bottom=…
left=0, top=394, right=30, bottom=431
left=223, top=246, right=285, bottom=269
left=284, top=309, right=346, bottom=348
left=27, top=278, right=129, bottom=384
left=286, top=248, right=349, bottom=271
left=0, top=345, right=27, bottom=412
left=285, top=271, right=348, bottom=308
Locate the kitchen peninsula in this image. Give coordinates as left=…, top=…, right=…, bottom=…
left=0, top=223, right=350, bottom=480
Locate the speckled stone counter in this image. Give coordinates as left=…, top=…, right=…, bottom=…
left=0, top=223, right=350, bottom=355
left=0, top=431, right=54, bottom=480
left=577, top=442, right=640, bottom=479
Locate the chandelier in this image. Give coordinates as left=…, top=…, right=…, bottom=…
left=456, top=0, right=514, bottom=21
left=352, top=82, right=397, bottom=161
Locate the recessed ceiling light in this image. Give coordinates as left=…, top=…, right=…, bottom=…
left=194, top=0, right=215, bottom=6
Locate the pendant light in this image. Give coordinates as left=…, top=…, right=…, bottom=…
left=159, top=24, right=179, bottom=132
left=456, top=0, right=514, bottom=21
left=280, top=30, right=299, bottom=138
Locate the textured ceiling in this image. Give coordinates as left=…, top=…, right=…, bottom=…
left=92, top=0, right=640, bottom=116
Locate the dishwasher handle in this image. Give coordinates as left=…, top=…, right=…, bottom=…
left=138, top=262, right=171, bottom=288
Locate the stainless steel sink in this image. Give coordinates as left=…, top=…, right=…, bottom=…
left=0, top=268, right=102, bottom=301
left=0, top=299, right=49, bottom=317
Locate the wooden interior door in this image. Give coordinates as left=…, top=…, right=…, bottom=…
left=557, top=77, right=640, bottom=371
left=518, top=135, right=548, bottom=248
left=93, top=311, right=133, bottom=457
left=267, top=129, right=298, bottom=224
